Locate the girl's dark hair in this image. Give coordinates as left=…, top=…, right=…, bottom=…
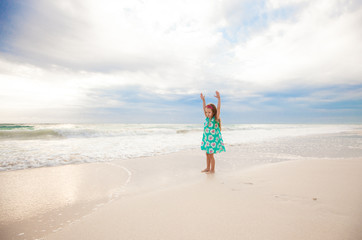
left=206, top=103, right=222, bottom=130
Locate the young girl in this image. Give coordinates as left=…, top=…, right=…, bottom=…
left=200, top=91, right=226, bottom=174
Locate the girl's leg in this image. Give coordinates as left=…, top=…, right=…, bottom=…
left=207, top=154, right=211, bottom=170
left=209, top=154, right=215, bottom=173
left=201, top=153, right=211, bottom=172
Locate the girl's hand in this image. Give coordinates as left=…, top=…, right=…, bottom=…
left=200, top=93, right=205, bottom=102
left=214, top=91, right=220, bottom=99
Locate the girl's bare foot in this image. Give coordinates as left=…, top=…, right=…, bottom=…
left=206, top=170, right=215, bottom=174
left=201, top=168, right=210, bottom=173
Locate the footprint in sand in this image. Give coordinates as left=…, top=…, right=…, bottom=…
left=231, top=182, right=254, bottom=191
left=243, top=182, right=254, bottom=185
left=274, top=194, right=318, bottom=202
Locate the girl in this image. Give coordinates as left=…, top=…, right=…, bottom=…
left=200, top=91, right=226, bottom=174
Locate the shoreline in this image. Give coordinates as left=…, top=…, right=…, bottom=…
left=1, top=156, right=362, bottom=239
left=1, top=124, right=360, bottom=172
left=0, top=161, right=131, bottom=239
left=47, top=157, right=362, bottom=240
left=1, top=131, right=362, bottom=239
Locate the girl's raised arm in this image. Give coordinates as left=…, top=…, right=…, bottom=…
left=215, top=91, right=221, bottom=120
left=200, top=93, right=206, bottom=117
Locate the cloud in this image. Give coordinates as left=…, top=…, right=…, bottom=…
left=0, top=0, right=361, bottom=123
left=227, top=0, right=362, bottom=88
left=5, top=0, right=221, bottom=73
left=4, top=0, right=362, bottom=87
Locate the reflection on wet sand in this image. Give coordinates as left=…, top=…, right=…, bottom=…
left=0, top=162, right=130, bottom=223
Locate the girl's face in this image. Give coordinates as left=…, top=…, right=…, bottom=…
left=205, top=107, right=213, bottom=119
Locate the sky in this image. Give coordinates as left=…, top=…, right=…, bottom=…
left=0, top=0, right=361, bottom=124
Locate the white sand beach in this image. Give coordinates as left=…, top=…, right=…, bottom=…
left=41, top=157, right=362, bottom=240
left=1, top=135, right=362, bottom=240
left=2, top=0, right=362, bottom=238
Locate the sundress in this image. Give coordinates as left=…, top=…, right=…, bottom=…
left=201, top=117, right=226, bottom=154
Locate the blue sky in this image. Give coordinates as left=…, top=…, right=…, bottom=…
left=0, top=0, right=361, bottom=123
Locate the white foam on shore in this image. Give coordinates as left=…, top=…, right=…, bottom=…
left=0, top=123, right=359, bottom=171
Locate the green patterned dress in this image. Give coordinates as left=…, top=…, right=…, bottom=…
left=201, top=117, right=226, bottom=154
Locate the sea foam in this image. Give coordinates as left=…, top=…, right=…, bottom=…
left=0, top=123, right=358, bottom=171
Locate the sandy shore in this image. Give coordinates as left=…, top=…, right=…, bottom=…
left=1, top=146, right=361, bottom=240
left=44, top=157, right=362, bottom=240
left=0, top=161, right=131, bottom=239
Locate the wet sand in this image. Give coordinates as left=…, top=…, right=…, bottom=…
left=1, top=146, right=362, bottom=240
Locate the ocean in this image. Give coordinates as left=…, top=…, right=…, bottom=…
left=0, top=123, right=361, bottom=171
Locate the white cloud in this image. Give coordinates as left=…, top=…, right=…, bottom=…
left=228, top=0, right=362, bottom=90
left=6, top=0, right=362, bottom=88
left=1, top=0, right=361, bottom=122
left=9, top=0, right=221, bottom=73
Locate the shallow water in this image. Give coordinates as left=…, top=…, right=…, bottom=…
left=1, top=128, right=362, bottom=240
left=0, top=123, right=360, bottom=171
